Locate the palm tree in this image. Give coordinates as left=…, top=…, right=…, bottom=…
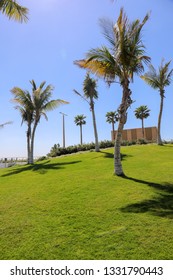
left=74, top=73, right=100, bottom=152
left=106, top=111, right=119, bottom=136
left=141, top=60, right=173, bottom=145
left=11, top=89, right=34, bottom=163
left=74, top=8, right=150, bottom=176
left=74, top=114, right=86, bottom=145
left=134, top=105, right=150, bottom=139
left=0, top=0, right=28, bottom=22
left=11, top=80, right=68, bottom=164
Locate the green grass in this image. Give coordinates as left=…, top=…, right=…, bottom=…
left=0, top=144, right=173, bottom=260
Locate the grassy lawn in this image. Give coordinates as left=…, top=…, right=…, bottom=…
left=0, top=144, right=173, bottom=260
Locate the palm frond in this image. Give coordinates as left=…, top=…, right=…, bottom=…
left=83, top=73, right=98, bottom=100
left=39, top=81, right=47, bottom=89
left=141, top=74, right=160, bottom=89
left=141, top=60, right=173, bottom=91
left=74, top=46, right=119, bottom=83
left=0, top=121, right=13, bottom=128
left=134, top=105, right=150, bottom=119
left=74, top=114, right=86, bottom=126
left=40, top=111, right=48, bottom=121
left=0, top=0, right=28, bottom=22
left=43, top=99, right=69, bottom=112
left=99, top=18, right=115, bottom=48
left=30, top=80, right=37, bottom=91
left=74, top=7, right=150, bottom=85
left=159, top=60, right=173, bottom=86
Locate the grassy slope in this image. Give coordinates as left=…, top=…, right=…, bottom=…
left=0, top=144, right=173, bottom=260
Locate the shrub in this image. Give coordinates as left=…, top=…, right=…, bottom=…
left=121, top=140, right=136, bottom=146
left=99, top=140, right=114, bottom=148
left=36, top=156, right=47, bottom=162
left=137, top=138, right=148, bottom=145
left=162, top=139, right=173, bottom=144
left=47, top=138, right=150, bottom=157
left=47, top=140, right=114, bottom=157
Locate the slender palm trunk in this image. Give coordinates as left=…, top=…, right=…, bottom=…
left=30, top=121, right=38, bottom=164
left=114, top=78, right=132, bottom=176
left=141, top=118, right=145, bottom=139
left=90, top=98, right=99, bottom=152
left=27, top=131, right=31, bottom=164
left=27, top=125, right=32, bottom=164
left=80, top=124, right=83, bottom=145
left=157, top=92, right=164, bottom=145
left=114, top=120, right=124, bottom=175
left=112, top=122, right=115, bottom=134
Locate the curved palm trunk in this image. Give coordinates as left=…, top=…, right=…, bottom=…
left=90, top=99, right=99, bottom=152
left=157, top=92, right=164, bottom=145
left=114, top=79, right=132, bottom=176
left=80, top=124, right=83, bottom=145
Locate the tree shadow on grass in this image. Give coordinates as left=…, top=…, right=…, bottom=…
left=100, top=151, right=132, bottom=161
left=1, top=160, right=82, bottom=177
left=120, top=176, right=173, bottom=219
left=161, top=144, right=173, bottom=148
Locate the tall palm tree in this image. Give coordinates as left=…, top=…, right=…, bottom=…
left=141, top=60, right=173, bottom=145
left=11, top=89, right=34, bottom=163
left=74, top=8, right=150, bottom=176
left=74, top=73, right=100, bottom=152
left=134, top=105, right=150, bottom=139
left=0, top=0, right=28, bottom=22
left=106, top=111, right=119, bottom=135
left=74, top=114, right=86, bottom=145
left=11, top=80, right=68, bottom=164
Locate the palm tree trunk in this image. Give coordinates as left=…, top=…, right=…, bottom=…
left=114, top=120, right=124, bottom=175
left=142, top=118, right=144, bottom=139
left=27, top=125, right=32, bottom=164
left=114, top=79, right=132, bottom=176
left=112, top=122, right=115, bottom=134
left=30, top=121, right=38, bottom=164
left=90, top=99, right=99, bottom=152
left=80, top=124, right=83, bottom=145
left=157, top=92, right=164, bottom=145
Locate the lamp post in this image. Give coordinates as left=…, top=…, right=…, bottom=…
left=59, top=112, right=67, bottom=148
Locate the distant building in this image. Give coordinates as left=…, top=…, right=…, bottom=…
left=111, top=126, right=157, bottom=142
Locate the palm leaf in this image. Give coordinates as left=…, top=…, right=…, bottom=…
left=141, top=60, right=173, bottom=90
left=99, top=18, right=115, bottom=48
left=0, top=121, right=13, bottom=128
left=43, top=99, right=69, bottom=112
left=0, top=0, right=28, bottom=22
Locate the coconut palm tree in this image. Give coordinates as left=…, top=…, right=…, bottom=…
left=106, top=111, right=119, bottom=136
left=74, top=8, right=150, bottom=176
left=134, top=105, right=150, bottom=139
left=11, top=80, right=68, bottom=164
left=141, top=60, right=173, bottom=145
left=11, top=89, right=34, bottom=163
left=74, top=73, right=100, bottom=152
left=74, top=114, right=86, bottom=145
left=0, top=0, right=28, bottom=22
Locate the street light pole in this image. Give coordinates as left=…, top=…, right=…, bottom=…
left=59, top=112, right=67, bottom=148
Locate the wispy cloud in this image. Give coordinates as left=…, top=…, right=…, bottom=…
left=60, top=49, right=67, bottom=60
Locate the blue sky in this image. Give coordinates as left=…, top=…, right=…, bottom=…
left=0, top=0, right=173, bottom=158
